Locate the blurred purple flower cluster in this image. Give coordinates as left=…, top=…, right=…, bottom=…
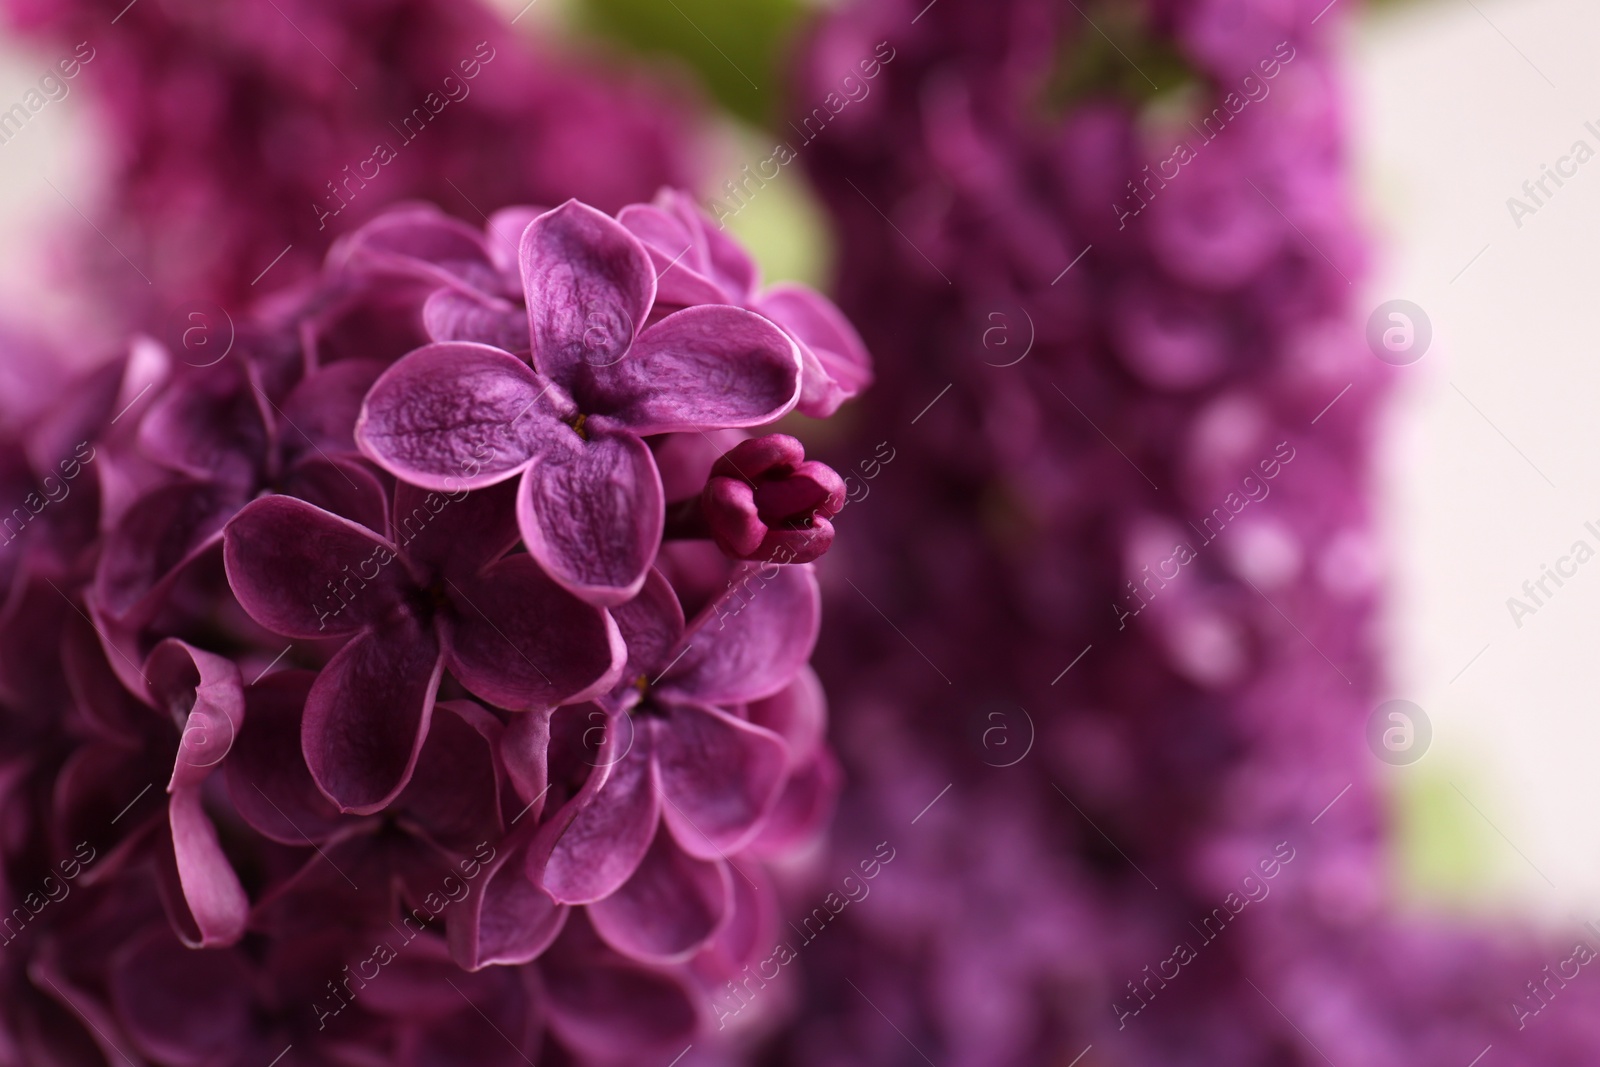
left=778, top=0, right=1600, bottom=1064
left=0, top=0, right=709, bottom=332
left=0, top=190, right=869, bottom=1065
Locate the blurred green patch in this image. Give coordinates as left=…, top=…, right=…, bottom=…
left=1040, top=3, right=1195, bottom=117
left=1392, top=761, right=1506, bottom=910
left=569, top=0, right=804, bottom=125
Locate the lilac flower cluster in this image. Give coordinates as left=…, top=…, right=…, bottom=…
left=0, top=0, right=708, bottom=333
left=777, top=0, right=1600, bottom=1064
left=0, top=193, right=869, bottom=1065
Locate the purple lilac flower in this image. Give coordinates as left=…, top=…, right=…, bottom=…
left=0, top=189, right=861, bottom=1066
left=773, top=0, right=1600, bottom=1064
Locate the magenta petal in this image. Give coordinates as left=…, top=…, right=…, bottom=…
left=355, top=342, right=571, bottom=492
left=110, top=928, right=253, bottom=1065
left=609, top=567, right=685, bottom=681
left=396, top=700, right=504, bottom=851
left=538, top=725, right=659, bottom=904
left=448, top=829, right=568, bottom=970
left=485, top=204, right=546, bottom=276
left=423, top=288, right=529, bottom=351
left=334, top=202, right=496, bottom=289
left=223, top=495, right=406, bottom=639
left=750, top=748, right=841, bottom=857
left=500, top=710, right=551, bottom=822
left=756, top=282, right=874, bottom=417
left=656, top=701, right=788, bottom=858
left=279, top=455, right=390, bottom=535
left=224, top=671, right=343, bottom=844
left=522, top=200, right=656, bottom=382
left=302, top=617, right=443, bottom=813
left=393, top=478, right=521, bottom=583
left=540, top=932, right=698, bottom=1063
left=443, top=555, right=624, bottom=710
left=666, top=563, right=821, bottom=705
left=747, top=663, right=828, bottom=762
left=167, top=785, right=249, bottom=947
left=617, top=201, right=727, bottom=307
left=144, top=639, right=245, bottom=791
left=280, top=358, right=386, bottom=460
left=95, top=480, right=235, bottom=622
left=589, top=824, right=730, bottom=963
left=590, top=305, right=801, bottom=434
left=518, top=427, right=663, bottom=607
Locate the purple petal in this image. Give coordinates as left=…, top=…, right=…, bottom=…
left=522, top=200, right=656, bottom=383
left=582, top=305, right=800, bottom=434
left=302, top=616, right=443, bottom=813
left=750, top=748, right=841, bottom=857
left=166, top=785, right=249, bottom=947
left=279, top=455, right=391, bottom=535
left=223, top=671, right=344, bottom=844
left=500, top=710, right=551, bottom=823
left=355, top=341, right=572, bottom=492
left=588, top=824, right=730, bottom=963
left=617, top=201, right=728, bottom=307
left=137, top=368, right=268, bottom=487
left=518, top=426, right=662, bottom=607
left=223, top=495, right=407, bottom=639
left=665, top=563, right=821, bottom=705
left=540, top=921, right=698, bottom=1062
left=423, top=288, right=530, bottom=351
left=609, top=567, right=685, bottom=681
left=110, top=928, right=254, bottom=1064
left=537, top=723, right=659, bottom=904
left=280, top=358, right=386, bottom=461
left=448, top=828, right=568, bottom=970
left=392, top=478, right=521, bottom=583
left=656, top=701, right=788, bottom=858
left=756, top=283, right=873, bottom=417
left=485, top=205, right=546, bottom=277
left=443, top=555, right=625, bottom=710
left=333, top=202, right=497, bottom=291
left=143, top=639, right=245, bottom=791
left=95, top=481, right=235, bottom=622
left=746, top=663, right=828, bottom=762
left=396, top=700, right=504, bottom=851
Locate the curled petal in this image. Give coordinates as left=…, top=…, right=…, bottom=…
left=522, top=200, right=656, bottom=383
left=656, top=701, right=788, bottom=859
left=144, top=639, right=245, bottom=791
left=589, top=824, right=730, bottom=963
left=585, top=305, right=801, bottom=434
left=517, top=427, right=663, bottom=607
left=356, top=342, right=571, bottom=492
left=166, top=787, right=249, bottom=947
left=302, top=617, right=443, bottom=814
